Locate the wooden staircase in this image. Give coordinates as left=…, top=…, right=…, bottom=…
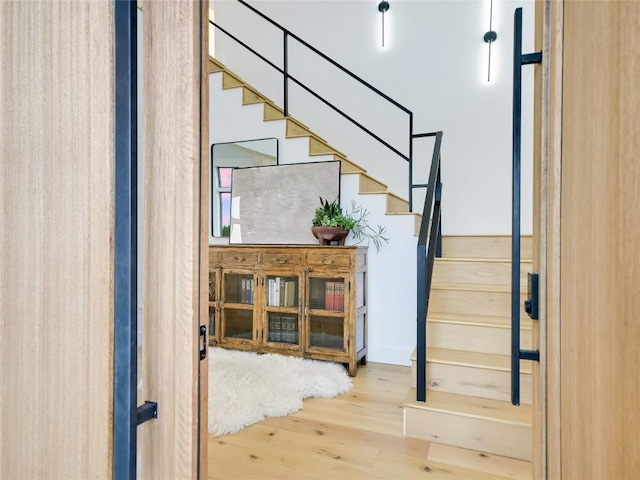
left=404, top=235, right=534, bottom=461
left=208, top=56, right=420, bottom=230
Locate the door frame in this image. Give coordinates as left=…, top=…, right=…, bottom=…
left=532, top=1, right=563, bottom=478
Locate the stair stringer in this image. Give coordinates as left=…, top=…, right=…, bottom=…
left=209, top=61, right=421, bottom=366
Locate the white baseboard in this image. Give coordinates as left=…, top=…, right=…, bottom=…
left=366, top=345, right=412, bottom=366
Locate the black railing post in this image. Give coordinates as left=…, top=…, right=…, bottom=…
left=409, top=113, right=414, bottom=211
left=416, top=244, right=427, bottom=402
left=436, top=167, right=442, bottom=258
left=283, top=31, right=289, bottom=117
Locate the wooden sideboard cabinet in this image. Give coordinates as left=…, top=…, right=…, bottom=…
left=208, top=245, right=368, bottom=375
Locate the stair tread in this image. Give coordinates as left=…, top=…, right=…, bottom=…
left=404, top=389, right=532, bottom=426
left=360, top=190, right=389, bottom=195
left=427, top=311, right=532, bottom=329
left=386, top=191, right=408, bottom=202
left=431, top=281, right=523, bottom=293
left=411, top=347, right=533, bottom=374
left=359, top=172, right=388, bottom=189
left=385, top=211, right=422, bottom=217
left=441, top=235, right=533, bottom=261
left=437, top=257, right=533, bottom=264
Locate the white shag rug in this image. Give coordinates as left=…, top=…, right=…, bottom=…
left=208, top=347, right=352, bottom=436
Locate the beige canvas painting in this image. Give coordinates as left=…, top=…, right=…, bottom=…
left=229, top=161, right=341, bottom=245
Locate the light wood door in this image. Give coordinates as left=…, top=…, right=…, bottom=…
left=138, top=1, right=209, bottom=478
left=0, top=3, right=114, bottom=478
left=0, top=1, right=208, bottom=478
left=536, top=1, right=640, bottom=478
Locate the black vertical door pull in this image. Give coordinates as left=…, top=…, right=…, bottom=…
left=511, top=7, right=541, bottom=406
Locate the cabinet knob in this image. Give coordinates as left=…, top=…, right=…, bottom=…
left=234, top=255, right=245, bottom=262
left=322, top=258, right=334, bottom=265
left=275, top=257, right=287, bottom=264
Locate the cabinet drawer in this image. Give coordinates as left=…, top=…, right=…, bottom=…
left=307, top=252, right=351, bottom=268
left=219, top=252, right=259, bottom=267
left=263, top=253, right=303, bottom=267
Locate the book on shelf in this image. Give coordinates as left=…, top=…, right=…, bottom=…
left=282, top=315, right=297, bottom=344
left=336, top=281, right=344, bottom=311
left=284, top=279, right=296, bottom=307
left=240, top=277, right=254, bottom=304
left=324, top=281, right=345, bottom=311
left=282, top=315, right=289, bottom=343
left=269, top=315, right=282, bottom=342
left=267, top=314, right=298, bottom=344
left=325, top=281, right=334, bottom=311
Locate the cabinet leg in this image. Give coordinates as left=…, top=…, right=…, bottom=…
left=348, top=361, right=357, bottom=376
left=359, top=355, right=367, bottom=366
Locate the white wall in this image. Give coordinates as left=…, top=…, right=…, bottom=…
left=211, top=0, right=534, bottom=235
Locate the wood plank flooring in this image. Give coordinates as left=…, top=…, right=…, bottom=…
left=208, top=362, right=532, bottom=479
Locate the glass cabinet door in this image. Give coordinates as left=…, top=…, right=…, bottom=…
left=307, top=276, right=347, bottom=353
left=265, top=275, right=300, bottom=347
left=221, top=272, right=255, bottom=342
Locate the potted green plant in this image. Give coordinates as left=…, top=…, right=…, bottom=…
left=311, top=197, right=389, bottom=252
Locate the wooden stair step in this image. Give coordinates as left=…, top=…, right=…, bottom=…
left=285, top=117, right=325, bottom=142
left=221, top=70, right=245, bottom=89
left=208, top=56, right=226, bottom=73
left=420, top=347, right=533, bottom=374
left=307, top=136, right=347, bottom=157
left=441, top=235, right=533, bottom=260
left=386, top=192, right=409, bottom=214
left=241, top=86, right=270, bottom=106
left=336, top=156, right=367, bottom=174
left=429, top=287, right=530, bottom=318
left=358, top=173, right=388, bottom=193
left=358, top=189, right=409, bottom=214
left=437, top=256, right=533, bottom=264
left=427, top=317, right=532, bottom=356
left=431, top=281, right=523, bottom=294
left=403, top=389, right=532, bottom=460
left=410, top=347, right=533, bottom=404
left=263, top=102, right=285, bottom=121
left=432, top=258, right=530, bottom=291
left=404, top=389, right=531, bottom=427
left=427, top=311, right=533, bottom=330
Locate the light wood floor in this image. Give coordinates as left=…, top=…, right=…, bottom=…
left=208, top=362, right=532, bottom=479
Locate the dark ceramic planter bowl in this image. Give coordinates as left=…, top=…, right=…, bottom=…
left=311, top=226, right=349, bottom=246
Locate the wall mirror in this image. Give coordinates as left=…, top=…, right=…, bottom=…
left=210, top=138, right=278, bottom=237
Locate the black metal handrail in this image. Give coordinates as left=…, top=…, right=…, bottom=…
left=415, top=131, right=443, bottom=403
left=511, top=7, right=540, bottom=406
left=210, top=0, right=428, bottom=209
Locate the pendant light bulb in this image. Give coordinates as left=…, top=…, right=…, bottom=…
left=378, top=1, right=390, bottom=48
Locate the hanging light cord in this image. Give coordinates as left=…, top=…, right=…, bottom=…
left=378, top=1, right=390, bottom=48
left=484, top=0, right=498, bottom=81
left=488, top=0, right=494, bottom=81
